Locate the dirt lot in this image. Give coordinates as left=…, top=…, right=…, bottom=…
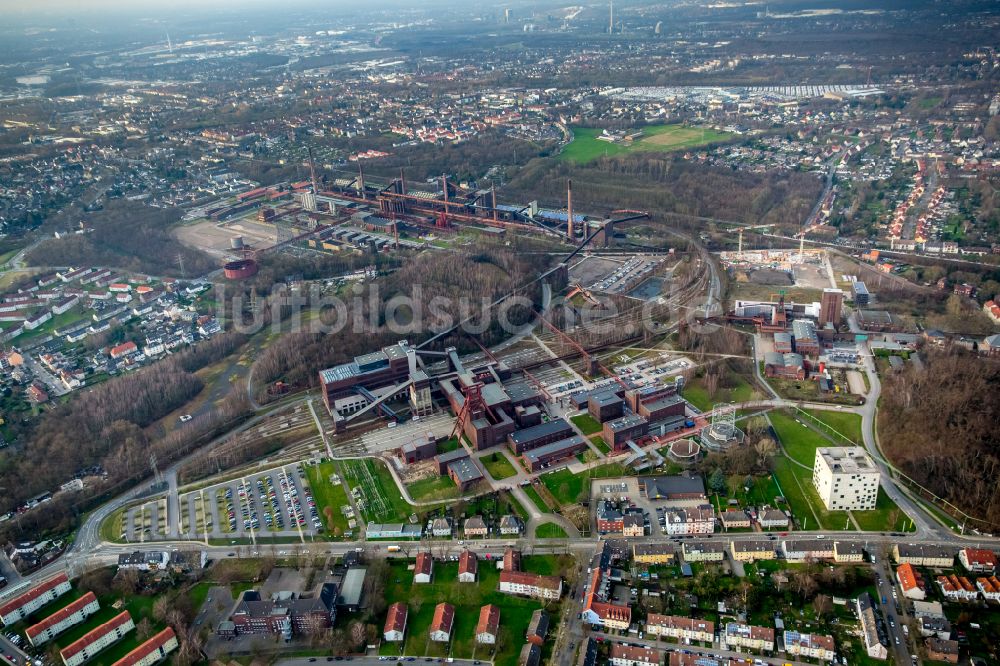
left=174, top=216, right=279, bottom=257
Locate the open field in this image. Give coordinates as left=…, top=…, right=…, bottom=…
left=481, top=453, right=517, bottom=480
left=541, top=463, right=630, bottom=507
left=802, top=408, right=863, bottom=444
left=304, top=462, right=352, bottom=537
left=560, top=124, right=732, bottom=164
left=771, top=455, right=853, bottom=532
left=852, top=488, right=915, bottom=532
left=406, top=474, right=463, bottom=502
left=570, top=413, right=603, bottom=435
left=378, top=557, right=564, bottom=664
left=342, top=458, right=414, bottom=523
left=535, top=522, right=568, bottom=538
left=769, top=409, right=832, bottom=467
left=682, top=372, right=756, bottom=412
left=521, top=484, right=550, bottom=512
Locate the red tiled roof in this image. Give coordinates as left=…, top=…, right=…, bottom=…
left=430, top=603, right=454, bottom=633
left=961, top=548, right=997, bottom=567
left=384, top=602, right=407, bottom=634
left=414, top=552, right=433, bottom=575
left=61, top=611, right=132, bottom=659
left=0, top=573, right=70, bottom=617
left=897, top=563, right=923, bottom=592
left=459, top=550, right=477, bottom=576
left=110, top=627, right=176, bottom=666
left=499, top=570, right=561, bottom=591
left=26, top=592, right=97, bottom=638
left=476, top=604, right=500, bottom=636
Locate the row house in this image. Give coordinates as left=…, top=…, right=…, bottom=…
left=610, top=644, right=662, bottom=666
left=60, top=611, right=135, bottom=666
left=958, top=548, right=997, bottom=574
left=893, top=544, right=954, bottom=568
left=499, top=571, right=562, bottom=601
left=783, top=631, right=835, bottom=661
left=632, top=543, right=674, bottom=566
left=730, top=540, right=775, bottom=563
left=976, top=576, right=1000, bottom=602
left=723, top=622, right=775, bottom=652
left=0, top=573, right=72, bottom=625
left=896, top=563, right=926, bottom=600
left=109, top=627, right=178, bottom=666
left=682, top=541, right=725, bottom=562
left=645, top=614, right=714, bottom=644
left=937, top=575, right=978, bottom=601
left=782, top=540, right=834, bottom=563
left=26, top=592, right=100, bottom=647
left=663, top=506, right=715, bottom=536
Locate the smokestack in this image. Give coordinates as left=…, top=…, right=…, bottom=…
left=358, top=163, right=366, bottom=200
left=441, top=174, right=449, bottom=218
left=399, top=168, right=406, bottom=195
left=567, top=179, right=574, bottom=240
left=609, top=0, right=614, bottom=34
left=492, top=184, right=498, bottom=223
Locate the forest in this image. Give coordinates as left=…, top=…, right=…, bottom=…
left=505, top=153, right=823, bottom=227
left=0, top=332, right=251, bottom=538
left=879, top=351, right=1000, bottom=530
left=27, top=200, right=217, bottom=277
left=248, top=240, right=552, bottom=402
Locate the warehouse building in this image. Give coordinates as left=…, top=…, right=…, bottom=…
left=520, top=435, right=588, bottom=472
left=602, top=414, right=649, bottom=450
left=507, top=419, right=574, bottom=455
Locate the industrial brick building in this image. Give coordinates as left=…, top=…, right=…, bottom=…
left=520, top=435, right=588, bottom=472
left=602, top=413, right=649, bottom=449
left=228, top=585, right=338, bottom=639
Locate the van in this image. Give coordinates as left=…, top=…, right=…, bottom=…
left=387, top=421, right=397, bottom=429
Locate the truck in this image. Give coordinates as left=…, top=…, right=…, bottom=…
left=386, top=545, right=400, bottom=553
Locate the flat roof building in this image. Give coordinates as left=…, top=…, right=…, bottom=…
left=812, top=447, right=879, bottom=511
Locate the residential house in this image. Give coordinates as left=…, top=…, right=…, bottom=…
left=414, top=553, right=433, bottom=584
left=610, top=644, right=663, bottom=666
left=632, top=543, right=674, bottom=566
left=476, top=604, right=500, bottom=645
left=499, top=515, right=523, bottom=535
left=663, top=506, right=714, bottom=536
left=976, top=576, right=1000, bottom=602
left=719, top=510, right=751, bottom=530
left=525, top=610, right=548, bottom=646
left=782, top=540, right=835, bottom=563
left=458, top=550, right=478, bottom=583
left=645, top=614, right=714, bottom=644
left=623, top=514, right=644, bottom=538
left=519, top=643, right=541, bottom=666
left=730, top=540, right=775, bottom=563
left=856, top=593, right=889, bottom=660
left=783, top=631, right=835, bottom=661
left=383, top=603, right=407, bottom=642
left=499, top=571, right=562, bottom=601
left=896, top=563, right=926, bottom=600
left=723, top=623, right=775, bottom=652
left=894, top=544, right=954, bottom=568
left=758, top=509, right=789, bottom=530
left=925, top=638, right=959, bottom=664
left=429, top=603, right=454, bottom=642
left=681, top=541, right=725, bottom=562
left=431, top=518, right=452, bottom=538
left=464, top=516, right=488, bottom=538
left=937, top=575, right=978, bottom=601
left=958, top=548, right=997, bottom=574
left=833, top=541, right=865, bottom=563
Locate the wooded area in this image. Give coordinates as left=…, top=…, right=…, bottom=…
left=27, top=200, right=217, bottom=277
left=879, top=351, right=1000, bottom=529
left=505, top=153, right=823, bottom=228
left=0, top=332, right=251, bottom=538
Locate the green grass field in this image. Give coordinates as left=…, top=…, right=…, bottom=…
left=481, top=454, right=517, bottom=480
left=801, top=408, right=863, bottom=444
left=682, top=373, right=755, bottom=412
left=535, top=522, right=568, bottom=538
left=769, top=409, right=832, bottom=467
left=570, top=413, right=603, bottom=435
left=304, top=462, right=351, bottom=536
left=851, top=488, right=915, bottom=532
left=541, top=463, right=630, bottom=507
left=560, top=124, right=732, bottom=164
left=591, top=436, right=611, bottom=455
left=342, top=458, right=415, bottom=523
left=521, top=484, right=550, bottom=512
left=378, top=558, right=562, bottom=664
left=406, top=474, right=463, bottom=502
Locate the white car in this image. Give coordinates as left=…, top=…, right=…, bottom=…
left=179, top=414, right=192, bottom=422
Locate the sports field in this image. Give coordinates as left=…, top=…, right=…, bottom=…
left=560, top=124, right=732, bottom=164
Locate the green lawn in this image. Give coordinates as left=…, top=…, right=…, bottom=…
left=304, top=462, right=351, bottom=537
left=560, top=124, right=733, bottom=164
left=540, top=463, right=630, bottom=507
left=535, top=522, right=568, bottom=539
left=570, top=413, right=603, bottom=435
left=801, top=408, right=863, bottom=444
left=342, top=458, right=415, bottom=523
left=377, top=559, right=563, bottom=664
left=521, top=484, right=550, bottom=512
left=851, top=488, right=915, bottom=532
left=591, top=436, right=611, bottom=455
left=481, top=454, right=517, bottom=480
left=769, top=409, right=832, bottom=467
left=682, top=372, right=755, bottom=412
left=436, top=437, right=461, bottom=454
left=771, top=456, right=853, bottom=531
left=406, top=474, right=463, bottom=502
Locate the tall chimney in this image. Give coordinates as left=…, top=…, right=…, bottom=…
left=357, top=163, right=366, bottom=200
left=567, top=179, right=574, bottom=240
left=492, top=184, right=498, bottom=223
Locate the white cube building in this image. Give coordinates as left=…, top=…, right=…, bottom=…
left=812, top=447, right=880, bottom=511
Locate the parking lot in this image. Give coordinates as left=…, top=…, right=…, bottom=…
left=124, top=463, right=322, bottom=543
